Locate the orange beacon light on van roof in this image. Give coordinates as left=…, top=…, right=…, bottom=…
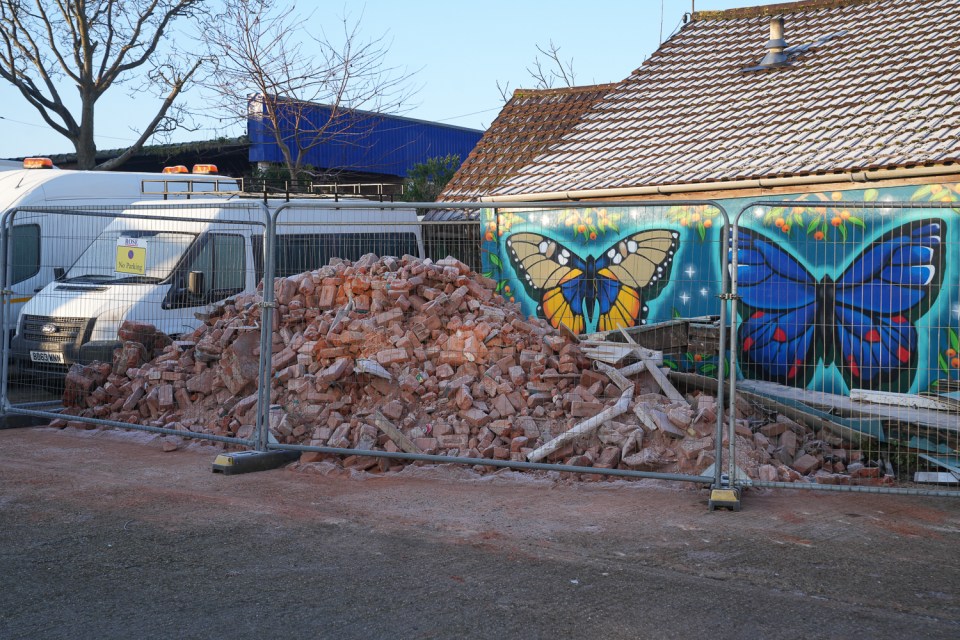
left=23, top=157, right=54, bottom=169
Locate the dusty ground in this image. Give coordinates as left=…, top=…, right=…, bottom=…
left=1, top=426, right=959, bottom=640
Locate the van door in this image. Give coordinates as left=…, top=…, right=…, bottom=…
left=159, top=232, right=247, bottom=336
left=4, top=223, right=42, bottom=333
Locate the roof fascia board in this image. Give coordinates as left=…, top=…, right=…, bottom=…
left=478, top=165, right=960, bottom=202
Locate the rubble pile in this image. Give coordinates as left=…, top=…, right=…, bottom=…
left=54, top=254, right=894, bottom=485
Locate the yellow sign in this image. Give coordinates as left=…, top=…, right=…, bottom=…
left=116, top=238, right=147, bottom=275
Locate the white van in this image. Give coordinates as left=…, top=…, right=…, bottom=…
left=1, top=162, right=238, bottom=332
left=11, top=198, right=423, bottom=373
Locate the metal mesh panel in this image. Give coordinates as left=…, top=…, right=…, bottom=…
left=730, top=200, right=960, bottom=495
left=261, top=202, right=727, bottom=483
left=1, top=202, right=267, bottom=447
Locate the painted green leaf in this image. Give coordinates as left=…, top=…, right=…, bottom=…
left=911, top=184, right=934, bottom=200
left=950, top=328, right=959, bottom=352
left=685, top=352, right=695, bottom=362
left=849, top=216, right=866, bottom=228
left=793, top=212, right=803, bottom=225
left=482, top=271, right=493, bottom=279
left=807, top=217, right=821, bottom=234
left=838, top=223, right=848, bottom=242
left=701, top=364, right=718, bottom=375
left=939, top=353, right=950, bottom=375
left=698, top=224, right=706, bottom=242
left=672, top=308, right=681, bottom=319
left=488, top=254, right=503, bottom=269
left=608, top=221, right=620, bottom=233
left=864, top=189, right=879, bottom=201
left=598, top=221, right=606, bottom=233
left=664, top=358, right=679, bottom=370
left=495, top=281, right=505, bottom=292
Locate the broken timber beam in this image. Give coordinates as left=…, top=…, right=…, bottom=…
left=527, top=386, right=634, bottom=463
left=372, top=411, right=422, bottom=455
left=669, top=372, right=870, bottom=446
left=850, top=388, right=955, bottom=412
left=641, top=357, right=688, bottom=405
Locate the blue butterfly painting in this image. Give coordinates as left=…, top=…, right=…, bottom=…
left=733, top=219, right=945, bottom=392
left=506, top=230, right=679, bottom=333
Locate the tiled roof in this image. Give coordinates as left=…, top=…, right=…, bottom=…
left=438, top=84, right=616, bottom=202
left=488, top=0, right=960, bottom=197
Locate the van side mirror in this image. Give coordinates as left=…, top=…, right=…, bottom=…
left=188, top=270, right=205, bottom=295
left=53, top=267, right=65, bottom=281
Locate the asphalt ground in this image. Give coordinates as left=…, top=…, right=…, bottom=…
left=1, top=426, right=958, bottom=639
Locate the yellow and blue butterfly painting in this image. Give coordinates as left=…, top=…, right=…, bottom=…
left=506, top=230, right=680, bottom=334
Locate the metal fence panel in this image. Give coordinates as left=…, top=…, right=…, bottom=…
left=263, top=201, right=729, bottom=484
left=1, top=201, right=269, bottom=447
left=0, top=199, right=733, bottom=485
left=730, top=200, right=960, bottom=496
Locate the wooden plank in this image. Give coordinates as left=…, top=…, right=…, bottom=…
left=641, top=357, right=688, bottom=405
left=918, top=454, right=960, bottom=476
left=372, top=411, right=422, bottom=455
left=528, top=388, right=633, bottom=463
left=579, top=343, right=635, bottom=365
left=850, top=388, right=955, bottom=412
left=668, top=371, right=878, bottom=446
left=595, top=362, right=633, bottom=392
left=558, top=322, right=581, bottom=343
left=738, top=380, right=960, bottom=434
left=579, top=341, right=662, bottom=365
left=633, top=403, right=660, bottom=432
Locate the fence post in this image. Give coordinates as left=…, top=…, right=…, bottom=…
left=712, top=214, right=731, bottom=491
left=727, top=218, right=742, bottom=486
left=0, top=209, right=11, bottom=411
left=254, top=203, right=281, bottom=452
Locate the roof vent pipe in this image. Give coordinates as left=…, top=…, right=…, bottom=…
left=757, top=16, right=790, bottom=68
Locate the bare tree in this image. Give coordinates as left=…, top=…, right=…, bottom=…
left=202, top=0, right=416, bottom=181
left=0, top=1, right=204, bottom=170
left=497, top=40, right=577, bottom=102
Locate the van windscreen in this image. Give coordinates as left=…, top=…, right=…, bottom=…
left=64, top=230, right=196, bottom=284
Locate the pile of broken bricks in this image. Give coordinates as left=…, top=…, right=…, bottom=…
left=54, top=253, right=895, bottom=486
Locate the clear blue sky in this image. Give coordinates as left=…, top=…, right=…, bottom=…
left=0, top=0, right=749, bottom=160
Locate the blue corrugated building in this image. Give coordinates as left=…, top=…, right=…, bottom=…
left=248, top=98, right=483, bottom=178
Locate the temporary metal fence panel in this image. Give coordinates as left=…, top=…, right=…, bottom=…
left=5, top=192, right=959, bottom=501
left=263, top=201, right=729, bottom=485
left=730, top=200, right=960, bottom=497
left=0, top=201, right=270, bottom=448
left=1, top=197, right=734, bottom=488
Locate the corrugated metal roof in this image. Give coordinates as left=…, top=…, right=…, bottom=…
left=474, top=0, right=960, bottom=197
left=248, top=100, right=483, bottom=178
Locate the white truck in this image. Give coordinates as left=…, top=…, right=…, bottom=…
left=1, top=161, right=238, bottom=337
left=10, top=198, right=423, bottom=373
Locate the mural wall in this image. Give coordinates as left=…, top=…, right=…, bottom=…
left=482, top=183, right=960, bottom=396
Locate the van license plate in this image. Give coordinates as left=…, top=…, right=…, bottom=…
left=30, top=351, right=65, bottom=364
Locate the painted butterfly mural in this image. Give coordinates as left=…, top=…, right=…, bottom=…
left=733, top=219, right=945, bottom=392
left=505, top=230, right=680, bottom=334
